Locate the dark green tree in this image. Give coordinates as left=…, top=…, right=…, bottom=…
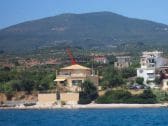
left=109, top=75, right=124, bottom=88
left=121, top=67, right=136, bottom=78
left=136, top=77, right=144, bottom=85
left=78, top=80, right=98, bottom=104
left=101, top=66, right=124, bottom=88
left=21, top=79, right=34, bottom=93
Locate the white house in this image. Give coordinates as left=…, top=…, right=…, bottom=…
left=137, top=68, right=155, bottom=86
left=137, top=51, right=163, bottom=86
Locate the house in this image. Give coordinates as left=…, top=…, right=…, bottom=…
left=137, top=51, right=165, bottom=86
left=93, top=56, right=108, bottom=64
left=38, top=48, right=100, bottom=105
left=40, top=63, right=98, bottom=104
left=114, top=56, right=131, bottom=69
left=54, top=64, right=99, bottom=92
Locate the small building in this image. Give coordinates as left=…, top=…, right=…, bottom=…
left=54, top=64, right=99, bottom=92
left=93, top=56, right=108, bottom=64
left=140, top=51, right=164, bottom=69
left=137, top=68, right=155, bottom=85
left=114, top=56, right=131, bottom=69
left=137, top=51, right=165, bottom=86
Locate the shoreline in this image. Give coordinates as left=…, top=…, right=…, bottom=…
left=0, top=103, right=167, bottom=110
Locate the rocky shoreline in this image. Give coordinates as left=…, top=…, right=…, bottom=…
left=1, top=103, right=168, bottom=110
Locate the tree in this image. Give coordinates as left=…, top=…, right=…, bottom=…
left=101, top=67, right=124, bottom=88
left=21, top=79, right=34, bottom=93
left=121, top=67, right=136, bottom=78
left=109, top=75, right=124, bottom=88
left=155, top=77, right=161, bottom=85
left=96, top=89, right=157, bottom=104
left=78, top=80, right=98, bottom=104
left=140, top=89, right=156, bottom=99
left=96, top=90, right=132, bottom=103
left=8, top=80, right=21, bottom=91
left=136, top=77, right=144, bottom=85
left=107, top=55, right=116, bottom=64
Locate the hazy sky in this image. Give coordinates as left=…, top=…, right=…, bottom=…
left=0, top=0, right=168, bottom=29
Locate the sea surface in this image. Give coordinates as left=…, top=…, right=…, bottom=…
left=1, top=108, right=168, bottom=126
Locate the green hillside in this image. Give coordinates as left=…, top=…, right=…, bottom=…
left=0, top=11, right=168, bottom=53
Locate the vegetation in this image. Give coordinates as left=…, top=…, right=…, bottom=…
left=0, top=66, right=55, bottom=94
left=1, top=12, right=168, bottom=53
left=121, top=67, right=136, bottom=78
left=100, top=65, right=137, bottom=89
left=1, top=40, right=168, bottom=104
left=96, top=89, right=157, bottom=104
left=101, top=67, right=124, bottom=88
left=78, top=80, right=98, bottom=104
left=153, top=89, right=168, bottom=102
left=136, top=77, right=144, bottom=85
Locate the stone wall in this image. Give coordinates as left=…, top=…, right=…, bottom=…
left=38, top=93, right=79, bottom=105
left=0, top=93, right=7, bottom=103
left=38, top=93, right=56, bottom=103
left=60, top=93, right=79, bottom=104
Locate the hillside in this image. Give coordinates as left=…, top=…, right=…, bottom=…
left=0, top=11, right=168, bottom=53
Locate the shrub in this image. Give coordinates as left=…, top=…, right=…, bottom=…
left=78, top=80, right=98, bottom=104
left=96, top=89, right=157, bottom=104
left=96, top=90, right=132, bottom=103
left=136, top=77, right=144, bottom=85
left=121, top=67, right=136, bottom=78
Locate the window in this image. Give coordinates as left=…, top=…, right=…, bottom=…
left=147, top=73, right=155, bottom=78
left=72, top=80, right=82, bottom=86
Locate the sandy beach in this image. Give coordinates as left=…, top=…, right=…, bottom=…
left=0, top=103, right=167, bottom=109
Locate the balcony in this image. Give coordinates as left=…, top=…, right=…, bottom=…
left=57, top=73, right=87, bottom=78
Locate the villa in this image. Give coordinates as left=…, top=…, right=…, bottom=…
left=54, top=64, right=99, bottom=92
left=38, top=64, right=99, bottom=105
left=137, top=51, right=166, bottom=87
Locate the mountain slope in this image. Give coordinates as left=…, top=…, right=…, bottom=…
left=0, top=12, right=168, bottom=53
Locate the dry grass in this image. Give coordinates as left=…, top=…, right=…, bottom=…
left=128, top=89, right=144, bottom=95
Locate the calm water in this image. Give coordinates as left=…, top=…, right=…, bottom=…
left=1, top=108, right=168, bottom=126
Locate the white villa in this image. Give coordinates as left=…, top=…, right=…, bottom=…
left=137, top=51, right=165, bottom=87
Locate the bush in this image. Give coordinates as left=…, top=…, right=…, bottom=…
left=0, top=67, right=56, bottom=93
left=136, top=77, right=144, bottom=85
left=61, top=101, right=66, bottom=105
left=78, top=93, right=92, bottom=104
left=152, top=89, right=168, bottom=102
left=78, top=80, right=98, bottom=104
left=121, top=67, right=136, bottom=78
left=101, top=67, right=125, bottom=88
left=96, top=90, right=132, bottom=103
left=96, top=89, right=157, bottom=104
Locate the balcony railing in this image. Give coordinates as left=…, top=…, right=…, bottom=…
left=57, top=74, right=88, bottom=77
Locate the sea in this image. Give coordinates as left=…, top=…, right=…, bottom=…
left=1, top=108, right=168, bottom=126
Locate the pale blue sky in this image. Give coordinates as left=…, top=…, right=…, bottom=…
left=0, top=0, right=168, bottom=29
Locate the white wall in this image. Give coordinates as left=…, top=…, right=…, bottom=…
left=137, top=68, right=155, bottom=84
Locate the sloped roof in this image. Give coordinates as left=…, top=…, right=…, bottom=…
left=54, top=78, right=66, bottom=82
left=61, top=64, right=91, bottom=70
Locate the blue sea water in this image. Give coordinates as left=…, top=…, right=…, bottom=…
left=1, top=108, right=168, bottom=126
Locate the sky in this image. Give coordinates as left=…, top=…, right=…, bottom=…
left=0, top=0, right=168, bottom=29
